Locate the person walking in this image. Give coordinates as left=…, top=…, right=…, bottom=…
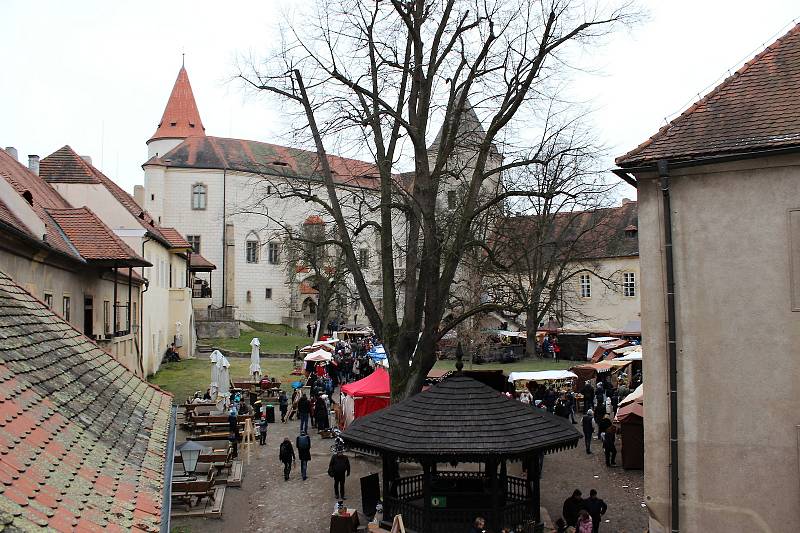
left=595, top=381, right=605, bottom=408
left=315, top=394, right=330, bottom=431
left=279, top=437, right=295, bottom=480
left=278, top=390, right=289, bottom=423
left=328, top=450, right=351, bottom=499
left=585, top=489, right=608, bottom=533
left=582, top=409, right=594, bottom=454
left=576, top=509, right=594, bottom=533
left=298, top=393, right=311, bottom=433
left=296, top=431, right=312, bottom=481
left=288, top=389, right=300, bottom=421
left=258, top=413, right=268, bottom=445
left=603, top=425, right=618, bottom=467
left=306, top=323, right=312, bottom=337
left=562, top=489, right=586, bottom=527
left=581, top=381, right=595, bottom=413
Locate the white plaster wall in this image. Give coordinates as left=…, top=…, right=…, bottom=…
left=636, top=155, right=800, bottom=532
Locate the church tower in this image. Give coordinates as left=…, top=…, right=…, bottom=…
left=146, top=66, right=206, bottom=159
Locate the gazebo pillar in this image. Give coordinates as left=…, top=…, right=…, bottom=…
left=422, top=461, right=432, bottom=532
left=531, top=453, right=542, bottom=524
left=381, top=454, right=393, bottom=518
left=488, top=457, right=499, bottom=528
left=500, top=459, right=508, bottom=506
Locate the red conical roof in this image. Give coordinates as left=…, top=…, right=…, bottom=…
left=149, top=66, right=206, bottom=142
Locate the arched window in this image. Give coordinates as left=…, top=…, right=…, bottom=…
left=245, top=231, right=260, bottom=264
left=191, top=184, right=207, bottom=210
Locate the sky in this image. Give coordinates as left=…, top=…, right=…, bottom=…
left=1, top=1, right=797, bottom=199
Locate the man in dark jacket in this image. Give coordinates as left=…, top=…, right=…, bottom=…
left=279, top=437, right=295, bottom=480
left=296, top=431, right=312, bottom=481
left=315, top=395, right=330, bottom=430
left=328, top=451, right=351, bottom=499
left=585, top=489, right=608, bottom=533
left=582, top=409, right=594, bottom=454
left=278, top=390, right=289, bottom=423
left=562, top=489, right=586, bottom=527
left=602, top=426, right=617, bottom=467
left=297, top=394, right=311, bottom=433
left=581, top=382, right=595, bottom=412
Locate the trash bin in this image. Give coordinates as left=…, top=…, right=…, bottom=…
left=264, top=404, right=275, bottom=423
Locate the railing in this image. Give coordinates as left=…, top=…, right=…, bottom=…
left=393, top=473, right=424, bottom=499
left=192, top=286, right=212, bottom=298
left=195, top=306, right=236, bottom=321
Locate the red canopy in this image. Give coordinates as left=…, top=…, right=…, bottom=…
left=342, top=367, right=390, bottom=397
left=616, top=399, right=644, bottom=423
left=341, top=367, right=391, bottom=420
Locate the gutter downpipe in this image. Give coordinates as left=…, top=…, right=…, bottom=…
left=141, top=236, right=152, bottom=376
left=160, top=405, right=177, bottom=533
left=222, top=169, right=227, bottom=308
left=658, top=160, right=680, bottom=533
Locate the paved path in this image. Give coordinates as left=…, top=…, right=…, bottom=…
left=173, top=412, right=649, bottom=532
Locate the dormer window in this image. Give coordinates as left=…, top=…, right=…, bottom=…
left=192, top=183, right=207, bottom=210
left=625, top=225, right=638, bottom=238
left=170, top=122, right=177, bottom=127
left=21, top=190, right=33, bottom=205
left=189, top=123, right=195, bottom=128
left=271, top=160, right=288, bottom=167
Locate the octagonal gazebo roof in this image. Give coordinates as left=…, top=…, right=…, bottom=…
left=342, top=374, right=580, bottom=461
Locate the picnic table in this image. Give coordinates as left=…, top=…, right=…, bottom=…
left=172, top=470, right=217, bottom=509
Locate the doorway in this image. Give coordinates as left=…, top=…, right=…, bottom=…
left=84, top=297, right=94, bottom=337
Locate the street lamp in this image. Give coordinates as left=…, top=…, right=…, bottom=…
left=176, top=441, right=204, bottom=479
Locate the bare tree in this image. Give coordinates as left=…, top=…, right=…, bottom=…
left=238, top=0, right=635, bottom=400
left=479, top=122, right=621, bottom=356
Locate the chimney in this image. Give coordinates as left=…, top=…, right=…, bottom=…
left=621, top=197, right=632, bottom=205
left=28, top=155, right=40, bottom=176
left=134, top=185, right=145, bottom=206
left=4, top=147, right=17, bottom=161
left=81, top=155, right=93, bottom=165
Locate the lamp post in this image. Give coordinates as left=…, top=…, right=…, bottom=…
left=176, top=441, right=204, bottom=480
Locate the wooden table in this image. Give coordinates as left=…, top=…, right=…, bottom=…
left=329, top=509, right=359, bottom=533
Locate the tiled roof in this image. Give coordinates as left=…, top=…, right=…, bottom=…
left=46, top=207, right=150, bottom=265
left=0, top=150, right=81, bottom=261
left=149, top=66, right=206, bottom=142
left=147, top=136, right=384, bottom=190
left=41, top=146, right=180, bottom=249
left=617, top=24, right=800, bottom=167
left=303, top=215, right=324, bottom=225
left=299, top=282, right=318, bottom=295
left=343, top=375, right=580, bottom=459
left=188, top=253, right=216, bottom=271
left=158, top=227, right=191, bottom=248
left=497, top=201, right=638, bottom=263
left=0, top=269, right=172, bottom=531
left=38, top=146, right=100, bottom=184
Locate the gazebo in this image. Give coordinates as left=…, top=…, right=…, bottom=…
left=342, top=371, right=580, bottom=532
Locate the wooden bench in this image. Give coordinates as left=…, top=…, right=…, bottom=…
left=226, top=460, right=243, bottom=487
left=171, top=470, right=217, bottom=509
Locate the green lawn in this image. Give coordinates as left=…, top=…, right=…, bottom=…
left=150, top=355, right=574, bottom=404
left=200, top=321, right=310, bottom=354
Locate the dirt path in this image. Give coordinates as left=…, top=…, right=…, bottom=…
left=173, top=412, right=648, bottom=533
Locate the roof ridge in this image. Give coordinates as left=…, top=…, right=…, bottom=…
left=617, top=22, right=800, bottom=166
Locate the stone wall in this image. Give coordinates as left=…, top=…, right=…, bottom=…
left=195, top=320, right=240, bottom=339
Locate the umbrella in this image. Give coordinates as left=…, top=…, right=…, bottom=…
left=209, top=350, right=223, bottom=398
left=217, top=355, right=231, bottom=404
left=291, top=381, right=303, bottom=389
left=304, top=349, right=333, bottom=362
left=249, top=337, right=262, bottom=378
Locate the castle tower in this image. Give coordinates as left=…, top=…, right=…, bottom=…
left=146, top=66, right=206, bottom=159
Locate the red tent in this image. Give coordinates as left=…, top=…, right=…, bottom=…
left=341, top=367, right=391, bottom=420
left=616, top=398, right=644, bottom=470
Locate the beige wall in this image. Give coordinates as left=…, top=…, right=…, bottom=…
left=636, top=154, right=800, bottom=532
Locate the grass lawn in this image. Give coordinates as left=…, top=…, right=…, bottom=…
left=200, top=321, right=310, bottom=354
left=150, top=355, right=575, bottom=404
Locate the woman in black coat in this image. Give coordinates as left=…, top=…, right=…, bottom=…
left=314, top=395, right=330, bottom=430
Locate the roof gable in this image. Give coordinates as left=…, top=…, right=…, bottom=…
left=617, top=24, right=800, bottom=166
left=0, top=269, right=172, bottom=531
left=38, top=146, right=100, bottom=184
left=149, top=66, right=206, bottom=142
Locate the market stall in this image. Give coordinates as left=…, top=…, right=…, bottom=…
left=340, top=367, right=391, bottom=427
left=508, top=370, right=578, bottom=393
left=590, top=339, right=630, bottom=362
left=615, top=386, right=644, bottom=469
left=585, top=337, right=618, bottom=360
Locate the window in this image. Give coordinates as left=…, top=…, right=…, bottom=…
left=62, top=295, right=71, bottom=322
left=103, top=301, right=110, bottom=334
left=358, top=248, right=369, bottom=269
left=246, top=290, right=252, bottom=303
left=187, top=235, right=201, bottom=254
left=150, top=193, right=154, bottom=201
left=191, top=184, right=207, bottom=210
left=447, top=190, right=457, bottom=209
left=44, top=293, right=53, bottom=309
left=132, top=302, right=138, bottom=328
left=267, top=185, right=273, bottom=194
left=246, top=240, right=259, bottom=263
left=115, top=301, right=121, bottom=332
left=623, top=272, right=636, bottom=297
left=265, top=288, right=272, bottom=299
left=268, top=242, right=280, bottom=264
left=579, top=275, right=591, bottom=298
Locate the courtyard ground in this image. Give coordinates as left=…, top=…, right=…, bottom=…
left=155, top=358, right=648, bottom=532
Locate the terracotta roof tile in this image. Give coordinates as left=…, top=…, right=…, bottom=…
left=149, top=136, right=385, bottom=189
left=0, top=269, right=172, bottom=531
left=188, top=252, right=216, bottom=270
left=303, top=215, right=325, bottom=225
left=617, top=24, right=800, bottom=166
left=38, top=146, right=100, bottom=184
left=157, top=227, right=191, bottom=248
left=46, top=207, right=150, bottom=265
left=299, top=282, right=319, bottom=294
left=149, top=67, right=206, bottom=142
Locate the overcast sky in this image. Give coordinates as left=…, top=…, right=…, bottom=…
left=1, top=1, right=797, bottom=199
